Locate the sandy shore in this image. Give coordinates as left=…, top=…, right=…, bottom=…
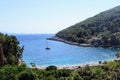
left=30, top=59, right=118, bottom=70
left=36, top=63, right=101, bottom=70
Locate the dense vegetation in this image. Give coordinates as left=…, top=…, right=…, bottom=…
left=56, top=6, right=120, bottom=47
left=0, top=33, right=24, bottom=66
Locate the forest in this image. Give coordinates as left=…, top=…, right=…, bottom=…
left=56, top=6, right=120, bottom=47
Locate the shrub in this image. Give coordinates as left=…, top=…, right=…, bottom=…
left=46, top=65, right=57, bottom=71
left=17, top=70, right=36, bottom=80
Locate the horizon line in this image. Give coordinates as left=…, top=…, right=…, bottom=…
left=1, top=32, right=56, bottom=35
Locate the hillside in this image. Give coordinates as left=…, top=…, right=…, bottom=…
left=54, top=6, right=120, bottom=47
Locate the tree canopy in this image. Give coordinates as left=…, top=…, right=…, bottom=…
left=0, top=33, right=24, bottom=66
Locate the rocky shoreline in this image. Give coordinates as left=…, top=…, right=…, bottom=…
left=48, top=36, right=120, bottom=49
left=47, top=36, right=92, bottom=47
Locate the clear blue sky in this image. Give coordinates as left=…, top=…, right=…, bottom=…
left=0, top=0, right=120, bottom=34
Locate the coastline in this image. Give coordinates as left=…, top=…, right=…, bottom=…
left=34, top=63, right=100, bottom=70
left=48, top=36, right=120, bottom=49
left=28, top=36, right=120, bottom=70
left=33, top=59, right=117, bottom=70
left=47, top=36, right=92, bottom=47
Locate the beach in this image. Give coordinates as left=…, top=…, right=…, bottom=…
left=30, top=58, right=119, bottom=70
left=34, top=62, right=101, bottom=70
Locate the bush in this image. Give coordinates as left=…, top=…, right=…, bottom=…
left=0, top=65, right=20, bottom=80
left=74, top=75, right=83, bottom=80
left=46, top=65, right=57, bottom=71
left=17, top=70, right=36, bottom=80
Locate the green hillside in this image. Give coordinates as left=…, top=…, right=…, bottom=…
left=55, top=6, right=120, bottom=47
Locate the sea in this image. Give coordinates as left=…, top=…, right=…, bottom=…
left=16, top=34, right=119, bottom=67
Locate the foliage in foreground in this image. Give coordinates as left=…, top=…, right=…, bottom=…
left=0, top=33, right=24, bottom=66
left=0, top=60, right=120, bottom=80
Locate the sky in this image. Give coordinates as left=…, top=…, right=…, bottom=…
left=0, top=0, right=120, bottom=34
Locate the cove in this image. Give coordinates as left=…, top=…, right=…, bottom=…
left=16, top=34, right=119, bottom=67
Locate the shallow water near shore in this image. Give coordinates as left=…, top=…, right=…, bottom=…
left=16, top=34, right=119, bottom=67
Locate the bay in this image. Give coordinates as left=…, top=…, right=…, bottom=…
left=16, top=34, right=119, bottom=67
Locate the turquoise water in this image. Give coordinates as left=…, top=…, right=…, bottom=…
left=16, top=34, right=119, bottom=67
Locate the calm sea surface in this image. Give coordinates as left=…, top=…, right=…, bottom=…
left=16, top=34, right=119, bottom=67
